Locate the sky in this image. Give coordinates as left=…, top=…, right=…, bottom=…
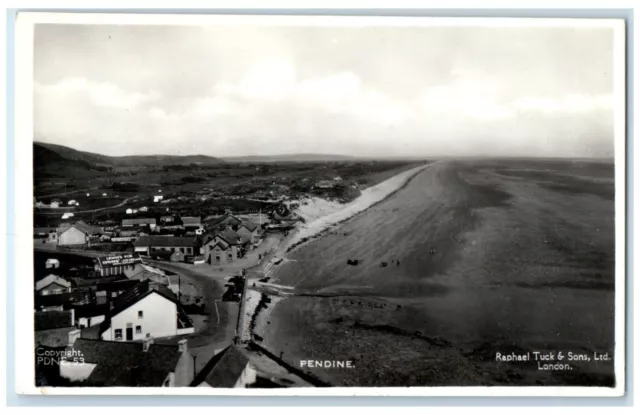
left=33, top=21, right=617, bottom=158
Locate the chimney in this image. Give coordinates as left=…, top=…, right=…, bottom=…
left=69, top=308, right=75, bottom=327
left=67, top=329, right=81, bottom=348
left=178, top=339, right=188, bottom=354
left=143, top=337, right=154, bottom=352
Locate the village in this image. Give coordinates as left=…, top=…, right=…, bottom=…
left=33, top=189, right=325, bottom=388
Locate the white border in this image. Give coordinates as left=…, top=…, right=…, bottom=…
left=13, top=12, right=627, bottom=397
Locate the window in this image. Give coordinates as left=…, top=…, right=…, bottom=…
left=180, top=247, right=185, bottom=253
left=146, top=333, right=151, bottom=338
left=138, top=310, right=143, bottom=319
left=136, top=325, right=142, bottom=334
left=215, top=256, right=220, bottom=262
left=115, top=329, right=123, bottom=340
left=228, top=253, right=233, bottom=260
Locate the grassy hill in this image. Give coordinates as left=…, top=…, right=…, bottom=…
left=33, top=142, right=224, bottom=178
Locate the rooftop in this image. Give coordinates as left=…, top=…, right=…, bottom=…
left=69, top=338, right=187, bottom=387
left=134, top=235, right=198, bottom=247
left=191, top=345, right=250, bottom=387
left=34, top=310, right=74, bottom=331
left=122, top=218, right=157, bottom=226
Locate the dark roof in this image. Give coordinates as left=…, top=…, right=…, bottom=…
left=34, top=310, right=74, bottom=331
left=149, top=249, right=174, bottom=260
left=72, top=275, right=126, bottom=288
left=95, top=279, right=140, bottom=291
left=216, top=229, right=241, bottom=246
left=69, top=338, right=185, bottom=386
left=69, top=221, right=102, bottom=235
left=122, top=218, right=157, bottom=226
left=181, top=216, right=202, bottom=226
left=134, top=236, right=197, bottom=247
left=207, top=214, right=242, bottom=228
left=109, top=280, right=178, bottom=317
left=192, top=346, right=250, bottom=387
left=240, top=220, right=259, bottom=232
left=96, top=253, right=142, bottom=268
left=98, top=280, right=188, bottom=334
left=34, top=292, right=84, bottom=308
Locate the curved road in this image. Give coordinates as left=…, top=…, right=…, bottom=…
left=36, top=196, right=139, bottom=215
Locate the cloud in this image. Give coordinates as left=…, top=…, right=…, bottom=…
left=32, top=24, right=616, bottom=158
left=35, top=77, right=161, bottom=110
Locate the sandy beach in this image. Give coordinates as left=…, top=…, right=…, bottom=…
left=258, top=159, right=615, bottom=387
left=285, top=163, right=431, bottom=251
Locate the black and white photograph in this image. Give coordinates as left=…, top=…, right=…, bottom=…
left=15, top=13, right=626, bottom=394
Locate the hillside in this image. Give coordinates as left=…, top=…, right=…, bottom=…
left=33, top=142, right=224, bottom=178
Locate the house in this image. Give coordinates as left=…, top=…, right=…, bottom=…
left=206, top=213, right=243, bottom=231
left=98, top=280, right=194, bottom=342
left=133, top=236, right=198, bottom=257
left=181, top=216, right=202, bottom=231
left=192, top=345, right=256, bottom=388
left=154, top=195, right=164, bottom=203
left=58, top=221, right=102, bottom=246
left=102, top=193, right=107, bottom=197
left=139, top=206, right=149, bottom=212
left=237, top=220, right=260, bottom=245
left=35, top=275, right=72, bottom=296
left=126, top=208, right=133, bottom=215
left=315, top=180, right=334, bottom=189
left=45, top=258, right=60, bottom=269
left=203, top=229, right=245, bottom=265
left=94, top=253, right=143, bottom=277
left=50, top=199, right=61, bottom=208
left=35, top=228, right=59, bottom=243
left=68, top=200, right=77, bottom=206
left=60, top=333, right=195, bottom=387
left=122, top=218, right=157, bottom=229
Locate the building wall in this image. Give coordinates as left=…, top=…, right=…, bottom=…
left=174, top=351, right=195, bottom=387
left=234, top=364, right=257, bottom=388
left=58, top=227, right=87, bottom=246
left=35, top=327, right=76, bottom=348
left=205, top=239, right=239, bottom=265
left=101, top=293, right=178, bottom=341
left=77, top=315, right=105, bottom=328
left=38, top=282, right=70, bottom=296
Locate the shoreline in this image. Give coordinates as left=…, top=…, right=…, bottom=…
left=284, top=162, right=433, bottom=254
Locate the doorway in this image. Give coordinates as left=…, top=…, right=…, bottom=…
left=126, top=327, right=133, bottom=341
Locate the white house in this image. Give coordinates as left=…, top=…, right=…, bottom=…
left=126, top=208, right=133, bottom=215
left=154, top=195, right=164, bottom=203
left=68, top=200, right=77, bottom=206
left=139, top=206, right=148, bottom=212
left=99, top=280, right=194, bottom=342
left=35, top=275, right=71, bottom=296
left=102, top=193, right=107, bottom=197
left=58, top=221, right=101, bottom=246
left=50, top=201, right=61, bottom=208
left=45, top=258, right=60, bottom=269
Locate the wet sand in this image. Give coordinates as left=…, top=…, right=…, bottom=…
left=258, top=159, right=616, bottom=386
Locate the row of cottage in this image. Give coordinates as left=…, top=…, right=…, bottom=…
left=35, top=213, right=264, bottom=266
left=35, top=253, right=301, bottom=388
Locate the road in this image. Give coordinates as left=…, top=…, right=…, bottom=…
left=146, top=260, right=240, bottom=372
left=36, top=196, right=138, bottom=215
